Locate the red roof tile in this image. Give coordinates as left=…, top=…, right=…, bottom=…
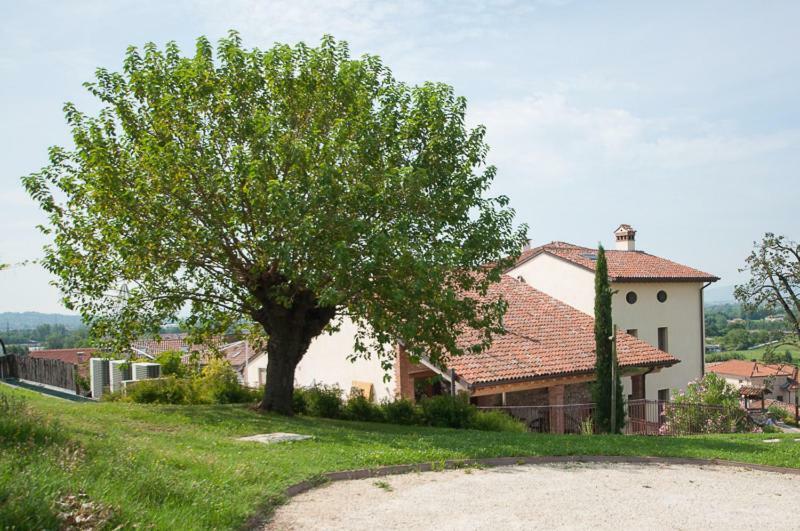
left=446, top=276, right=679, bottom=386
left=29, top=348, right=96, bottom=365
left=708, top=359, right=798, bottom=379
left=513, top=242, right=718, bottom=282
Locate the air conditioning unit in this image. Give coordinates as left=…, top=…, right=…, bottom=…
left=132, top=362, right=161, bottom=381
left=108, top=360, right=132, bottom=393
left=89, top=358, right=110, bottom=399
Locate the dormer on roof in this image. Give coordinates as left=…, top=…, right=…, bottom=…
left=614, top=224, right=637, bottom=251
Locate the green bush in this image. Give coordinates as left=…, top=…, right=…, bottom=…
left=114, top=359, right=259, bottom=405
left=381, top=398, right=420, bottom=425
left=155, top=350, right=190, bottom=378
left=292, top=388, right=309, bottom=415
left=469, top=410, right=526, bottom=433
left=343, top=394, right=385, bottom=423
left=199, top=359, right=259, bottom=404
left=419, top=394, right=476, bottom=429
left=124, top=376, right=205, bottom=405
left=767, top=404, right=793, bottom=424
left=294, top=387, right=526, bottom=433
left=303, top=385, right=344, bottom=418
left=665, top=373, right=751, bottom=434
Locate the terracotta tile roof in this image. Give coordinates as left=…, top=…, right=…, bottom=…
left=513, top=241, right=718, bottom=282
left=184, top=339, right=263, bottom=370
left=707, top=359, right=798, bottom=379
left=29, top=348, right=96, bottom=365
left=130, top=334, right=223, bottom=359
left=739, top=385, right=770, bottom=398
left=446, top=275, right=679, bottom=386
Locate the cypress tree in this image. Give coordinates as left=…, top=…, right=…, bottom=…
left=592, top=245, right=625, bottom=433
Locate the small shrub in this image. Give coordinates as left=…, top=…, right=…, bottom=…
left=200, top=359, right=259, bottom=404
left=125, top=376, right=204, bottom=405
left=292, top=388, right=309, bottom=415
left=155, top=350, right=190, bottom=378
left=469, top=410, right=526, bottom=432
left=303, top=385, right=344, bottom=418
left=767, top=404, right=793, bottom=424
left=419, top=393, right=476, bottom=429
left=382, top=398, right=420, bottom=425
left=665, top=373, right=751, bottom=433
left=343, top=394, right=385, bottom=423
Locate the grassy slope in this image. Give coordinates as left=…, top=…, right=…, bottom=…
left=3, top=385, right=800, bottom=530
left=710, top=345, right=800, bottom=365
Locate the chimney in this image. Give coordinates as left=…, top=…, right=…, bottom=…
left=614, top=224, right=636, bottom=251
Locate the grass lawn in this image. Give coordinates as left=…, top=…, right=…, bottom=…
left=711, top=344, right=800, bottom=365
left=3, top=384, right=800, bottom=530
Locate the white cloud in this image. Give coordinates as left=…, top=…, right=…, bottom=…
left=471, top=93, right=800, bottom=186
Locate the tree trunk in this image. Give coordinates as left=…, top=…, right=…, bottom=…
left=260, top=330, right=304, bottom=415
left=254, top=287, right=336, bottom=415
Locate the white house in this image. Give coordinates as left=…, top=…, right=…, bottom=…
left=241, top=224, right=716, bottom=409
left=507, top=225, right=719, bottom=401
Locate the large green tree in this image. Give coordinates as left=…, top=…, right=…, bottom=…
left=592, top=245, right=624, bottom=433
left=735, top=233, right=799, bottom=348
left=23, top=33, right=526, bottom=414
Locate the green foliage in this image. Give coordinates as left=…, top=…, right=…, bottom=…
left=735, top=233, right=800, bottom=346
left=300, top=385, right=345, bottom=419
left=0, top=324, right=90, bottom=350
left=23, top=32, right=527, bottom=412
left=199, top=358, right=259, bottom=404
left=381, top=398, right=420, bottom=425
left=121, top=376, right=204, bottom=405
left=721, top=328, right=753, bottom=351
left=110, top=359, right=258, bottom=405
left=470, top=410, right=526, bottom=433
left=592, top=245, right=624, bottom=434
left=0, top=393, right=64, bottom=448
left=155, top=350, right=189, bottom=377
left=419, top=394, right=476, bottom=429
left=293, top=388, right=524, bottom=432
left=762, top=349, right=794, bottom=364
left=767, top=404, right=794, bottom=424
left=705, top=352, right=746, bottom=363
left=342, top=394, right=385, bottom=423
left=664, top=373, right=751, bottom=434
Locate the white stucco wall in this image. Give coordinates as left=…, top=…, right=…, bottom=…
left=508, top=253, right=706, bottom=400
left=243, top=317, right=396, bottom=402
left=611, top=281, right=705, bottom=400
left=508, top=253, right=596, bottom=314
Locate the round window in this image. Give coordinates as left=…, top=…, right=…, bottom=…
left=626, top=291, right=637, bottom=304
left=657, top=290, right=668, bottom=303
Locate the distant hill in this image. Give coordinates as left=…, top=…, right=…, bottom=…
left=0, top=312, right=84, bottom=330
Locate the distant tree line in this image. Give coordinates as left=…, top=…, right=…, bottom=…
left=1, top=324, right=91, bottom=353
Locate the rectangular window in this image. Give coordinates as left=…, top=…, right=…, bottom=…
left=258, top=368, right=267, bottom=386
left=658, top=327, right=669, bottom=352
left=626, top=329, right=638, bottom=338
left=658, top=388, right=670, bottom=402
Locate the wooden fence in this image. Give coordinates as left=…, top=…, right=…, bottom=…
left=0, top=354, right=77, bottom=393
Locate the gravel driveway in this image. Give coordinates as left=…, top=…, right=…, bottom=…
left=268, top=462, right=800, bottom=530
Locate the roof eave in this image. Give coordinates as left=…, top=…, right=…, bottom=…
left=466, top=359, right=679, bottom=389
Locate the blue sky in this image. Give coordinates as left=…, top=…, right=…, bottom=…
left=1, top=0, right=798, bottom=312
